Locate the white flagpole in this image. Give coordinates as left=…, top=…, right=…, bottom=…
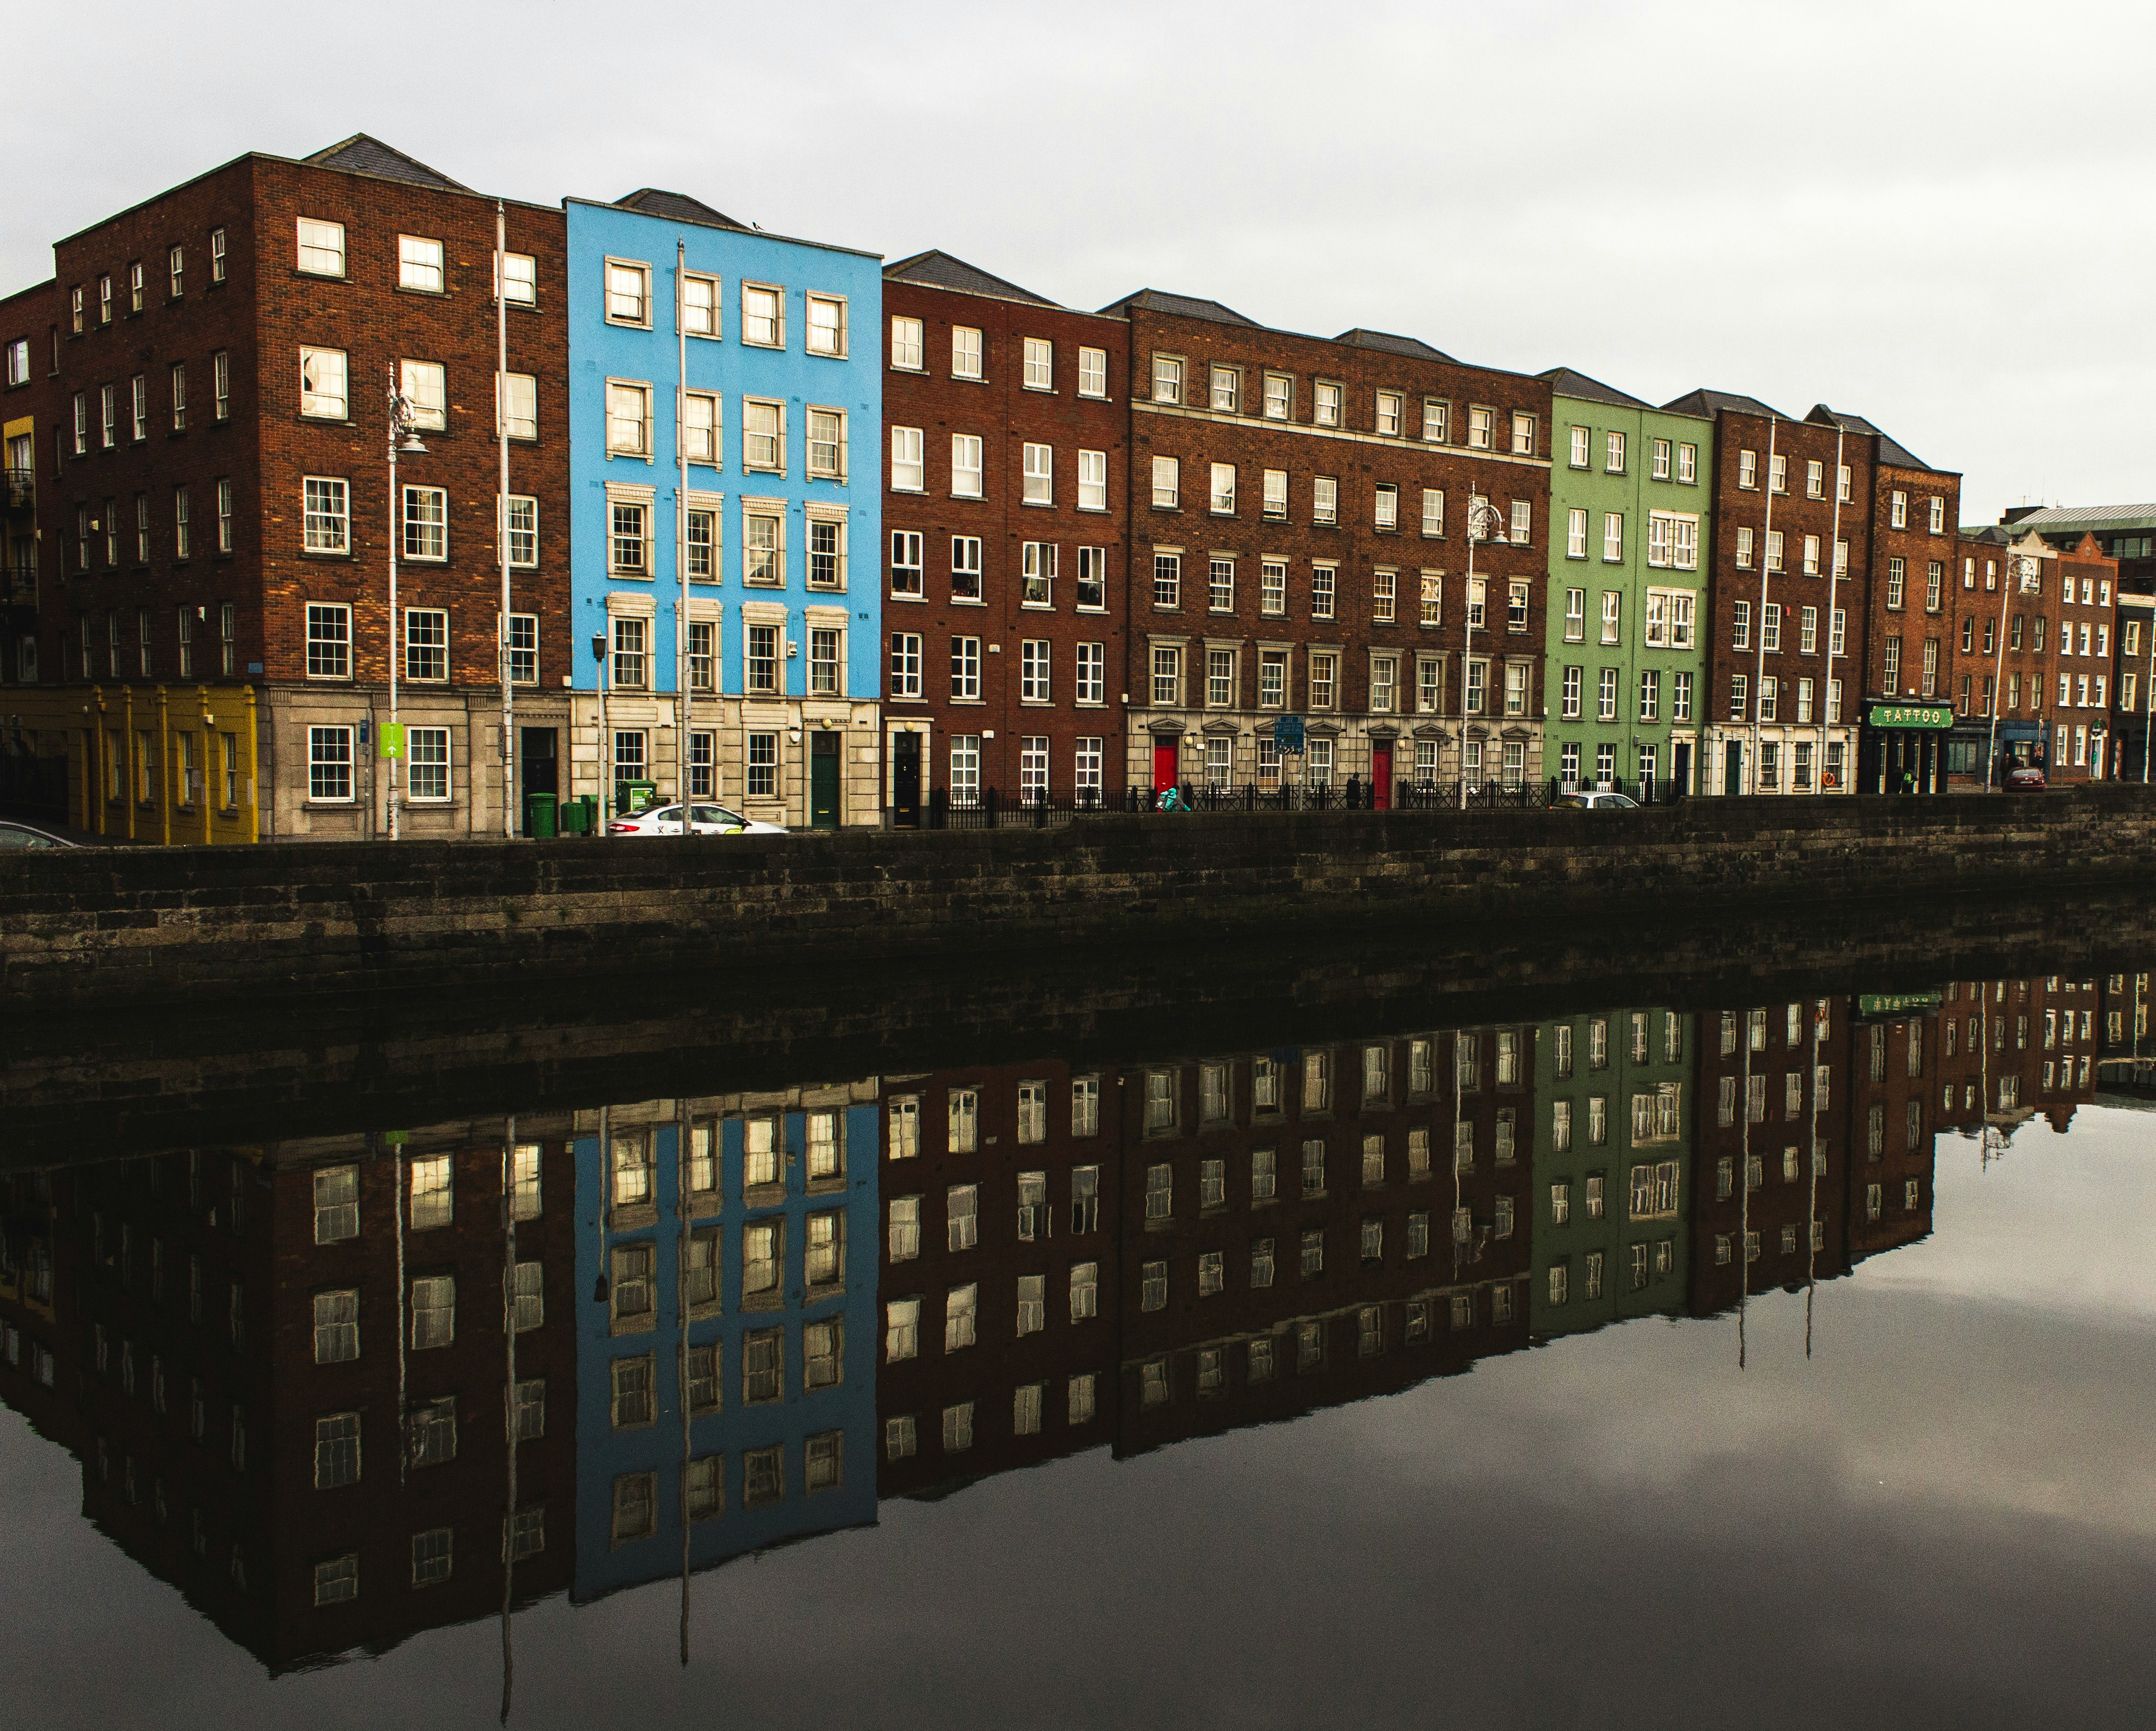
left=497, top=202, right=516, bottom=839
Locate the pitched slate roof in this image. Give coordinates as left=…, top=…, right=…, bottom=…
left=1100, top=288, right=1260, bottom=327
left=885, top=250, right=1058, bottom=306
left=613, top=189, right=751, bottom=230
left=1336, top=328, right=1455, bottom=363
left=305, top=134, right=467, bottom=192
left=1540, top=366, right=1648, bottom=409
left=1662, top=387, right=1785, bottom=420
left=1809, top=404, right=1934, bottom=472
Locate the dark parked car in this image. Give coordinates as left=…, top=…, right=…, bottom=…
left=0, top=820, right=76, bottom=849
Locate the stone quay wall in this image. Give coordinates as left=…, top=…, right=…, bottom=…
left=4, top=787, right=2153, bottom=1012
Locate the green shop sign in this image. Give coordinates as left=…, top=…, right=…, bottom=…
left=1866, top=703, right=1954, bottom=731
left=1857, top=992, right=1944, bottom=1017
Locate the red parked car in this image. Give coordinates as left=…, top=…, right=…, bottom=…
left=2005, top=765, right=2047, bottom=792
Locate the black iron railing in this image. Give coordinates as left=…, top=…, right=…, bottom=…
left=3, top=468, right=32, bottom=511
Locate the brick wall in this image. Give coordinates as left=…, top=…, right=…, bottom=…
left=1118, top=303, right=1552, bottom=792
left=1864, top=460, right=1962, bottom=704
left=246, top=156, right=569, bottom=689
left=880, top=276, right=1130, bottom=801
left=1702, top=409, right=1875, bottom=782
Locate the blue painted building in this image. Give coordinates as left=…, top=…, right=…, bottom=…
left=564, top=192, right=883, bottom=828
left=571, top=1086, right=881, bottom=1602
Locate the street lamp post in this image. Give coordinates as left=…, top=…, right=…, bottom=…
left=1459, top=494, right=1507, bottom=808
left=385, top=371, right=427, bottom=840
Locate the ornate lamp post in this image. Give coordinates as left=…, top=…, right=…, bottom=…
left=384, top=373, right=427, bottom=840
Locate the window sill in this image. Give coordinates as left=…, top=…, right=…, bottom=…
left=887, top=591, right=927, bottom=603
left=607, top=571, right=655, bottom=582
left=948, top=374, right=988, bottom=385
left=301, top=800, right=359, bottom=811
left=950, top=493, right=984, bottom=504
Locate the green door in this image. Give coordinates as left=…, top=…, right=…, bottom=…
left=810, top=732, right=841, bottom=830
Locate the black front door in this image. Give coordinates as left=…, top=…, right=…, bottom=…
left=1724, top=739, right=1742, bottom=797
left=892, top=732, right=921, bottom=828
left=810, top=732, right=840, bottom=830
left=519, top=727, right=558, bottom=835
left=1672, top=741, right=1692, bottom=798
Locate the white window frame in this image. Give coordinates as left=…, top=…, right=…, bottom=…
left=805, top=292, right=847, bottom=357
left=605, top=258, right=652, bottom=328
left=300, top=347, right=349, bottom=420
left=296, top=219, right=346, bottom=278
left=741, top=282, right=784, bottom=349
left=398, top=234, right=444, bottom=293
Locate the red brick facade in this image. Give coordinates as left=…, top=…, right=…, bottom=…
left=1862, top=459, right=1963, bottom=706
left=4, top=136, right=571, bottom=840
left=874, top=1062, right=1126, bottom=1495
left=1690, top=401, right=1876, bottom=795
left=1116, top=300, right=1552, bottom=798
left=879, top=259, right=1130, bottom=809
left=1688, top=999, right=1855, bottom=1314
left=1, top=1129, right=577, bottom=1670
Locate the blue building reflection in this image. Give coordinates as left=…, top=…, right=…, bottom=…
left=572, top=1085, right=879, bottom=1600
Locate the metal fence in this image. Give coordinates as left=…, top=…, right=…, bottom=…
left=912, top=776, right=1692, bottom=826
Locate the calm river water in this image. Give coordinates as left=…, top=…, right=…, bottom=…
left=5, top=960, right=2155, bottom=1728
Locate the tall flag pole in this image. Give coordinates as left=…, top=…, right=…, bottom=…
left=497, top=202, right=516, bottom=839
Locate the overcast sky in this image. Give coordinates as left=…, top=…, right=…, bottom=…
left=7, top=0, right=2150, bottom=522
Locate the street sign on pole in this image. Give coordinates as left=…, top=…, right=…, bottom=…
left=379, top=722, right=406, bottom=760
left=1273, top=714, right=1305, bottom=755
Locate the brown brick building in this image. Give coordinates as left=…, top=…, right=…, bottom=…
left=1846, top=1005, right=1939, bottom=1263
left=874, top=1062, right=1127, bottom=1495
left=1111, top=1030, right=1534, bottom=1455
left=1112, top=293, right=1553, bottom=800
left=0, top=1124, right=578, bottom=1671
left=0, top=134, right=569, bottom=841
left=879, top=253, right=1130, bottom=816
left=1, top=281, right=59, bottom=700
left=1688, top=998, right=1854, bottom=1317
left=1834, top=411, right=1965, bottom=791
left=1937, top=975, right=2098, bottom=1149
left=1669, top=393, right=1878, bottom=797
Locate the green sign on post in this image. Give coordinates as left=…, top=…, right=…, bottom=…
left=379, top=722, right=405, bottom=759
left=1866, top=704, right=1953, bottom=731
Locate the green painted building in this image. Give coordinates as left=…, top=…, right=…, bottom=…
left=1528, top=1008, right=1694, bottom=1339
left=1537, top=370, right=1714, bottom=797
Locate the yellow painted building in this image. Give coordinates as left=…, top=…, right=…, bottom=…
left=4, top=682, right=262, bottom=844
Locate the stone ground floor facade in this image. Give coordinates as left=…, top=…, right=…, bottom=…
left=1544, top=721, right=1703, bottom=799
left=568, top=693, right=881, bottom=830
left=1123, top=708, right=1546, bottom=799
left=1695, top=721, right=1861, bottom=798
left=0, top=681, right=570, bottom=841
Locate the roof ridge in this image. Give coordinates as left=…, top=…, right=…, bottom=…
left=304, top=133, right=468, bottom=193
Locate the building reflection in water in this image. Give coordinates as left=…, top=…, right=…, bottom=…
left=0, top=976, right=2110, bottom=1678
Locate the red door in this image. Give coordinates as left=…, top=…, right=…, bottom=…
left=1371, top=743, right=1393, bottom=809
left=1152, top=742, right=1180, bottom=793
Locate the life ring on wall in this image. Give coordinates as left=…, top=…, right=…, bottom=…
left=1821, top=771, right=1839, bottom=789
